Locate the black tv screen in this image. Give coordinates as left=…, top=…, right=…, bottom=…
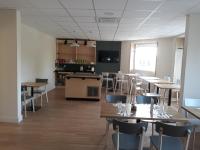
left=98, top=50, right=119, bottom=63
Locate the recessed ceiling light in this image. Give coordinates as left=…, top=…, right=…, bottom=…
left=104, top=12, right=114, bottom=16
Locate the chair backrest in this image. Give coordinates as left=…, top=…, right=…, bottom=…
left=35, top=78, right=48, bottom=83
left=113, top=120, right=148, bottom=150
left=136, top=95, right=158, bottom=104
left=102, top=72, right=109, bottom=77
left=106, top=95, right=127, bottom=103
left=155, top=122, right=192, bottom=150
left=184, top=98, right=200, bottom=107
left=155, top=122, right=192, bottom=137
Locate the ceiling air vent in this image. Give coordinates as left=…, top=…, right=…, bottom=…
left=96, top=17, right=120, bottom=24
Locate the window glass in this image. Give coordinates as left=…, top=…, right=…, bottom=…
left=134, top=43, right=157, bottom=72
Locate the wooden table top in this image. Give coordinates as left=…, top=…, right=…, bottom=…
left=182, top=106, right=200, bottom=120
left=155, top=83, right=180, bottom=89
left=100, top=102, right=188, bottom=122
left=22, top=82, right=47, bottom=87
left=145, top=79, right=173, bottom=84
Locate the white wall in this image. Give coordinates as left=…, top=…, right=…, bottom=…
left=156, top=38, right=176, bottom=79
left=21, top=24, right=56, bottom=91
left=120, top=41, right=131, bottom=73
left=181, top=13, right=200, bottom=102
left=0, top=9, right=22, bottom=123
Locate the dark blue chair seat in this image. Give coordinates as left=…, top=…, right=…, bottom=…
left=150, top=136, right=183, bottom=150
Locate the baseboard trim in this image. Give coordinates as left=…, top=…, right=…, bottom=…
left=0, top=115, right=23, bottom=123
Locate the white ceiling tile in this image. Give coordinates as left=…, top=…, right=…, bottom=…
left=59, top=0, right=93, bottom=9
left=0, top=0, right=32, bottom=8
left=120, top=18, right=144, bottom=24
left=21, top=8, right=42, bottom=16
left=126, top=0, right=162, bottom=11
left=74, top=17, right=96, bottom=23
left=123, top=10, right=150, bottom=18
left=52, top=16, right=73, bottom=22
left=29, top=0, right=62, bottom=9
left=41, top=9, right=69, bottom=17
left=94, top=0, right=126, bottom=10
left=69, top=9, right=95, bottom=17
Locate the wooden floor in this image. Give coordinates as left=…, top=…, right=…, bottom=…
left=0, top=88, right=199, bottom=150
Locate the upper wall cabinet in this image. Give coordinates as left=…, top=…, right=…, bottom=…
left=56, top=39, right=96, bottom=64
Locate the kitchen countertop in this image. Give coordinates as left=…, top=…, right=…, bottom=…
left=65, top=73, right=101, bottom=79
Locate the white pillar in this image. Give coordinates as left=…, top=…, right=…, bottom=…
left=0, top=9, right=22, bottom=122
left=181, top=13, right=200, bottom=106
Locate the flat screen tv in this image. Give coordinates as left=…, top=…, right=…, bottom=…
left=98, top=50, right=119, bottom=63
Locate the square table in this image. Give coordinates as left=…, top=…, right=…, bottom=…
left=100, top=102, right=188, bottom=122
left=182, top=106, right=200, bottom=120
left=145, top=79, right=174, bottom=92
left=155, top=84, right=180, bottom=106
left=21, top=82, right=47, bottom=111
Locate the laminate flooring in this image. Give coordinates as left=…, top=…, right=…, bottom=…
left=0, top=88, right=199, bottom=150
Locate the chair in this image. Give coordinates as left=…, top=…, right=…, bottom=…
left=129, top=77, right=144, bottom=96
left=112, top=119, right=148, bottom=150
left=21, top=86, right=35, bottom=117
left=114, top=73, right=129, bottom=94
left=150, top=122, right=192, bottom=150
left=105, top=95, right=127, bottom=145
left=33, top=78, right=48, bottom=107
left=136, top=95, right=158, bottom=105
left=101, top=72, right=114, bottom=93
left=184, top=98, right=200, bottom=149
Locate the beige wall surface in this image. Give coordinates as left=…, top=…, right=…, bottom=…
left=156, top=38, right=176, bottom=79
left=121, top=38, right=176, bottom=78
left=21, top=24, right=56, bottom=91
left=120, top=41, right=131, bottom=73
left=0, top=9, right=22, bottom=122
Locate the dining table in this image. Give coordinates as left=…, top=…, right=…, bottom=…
left=181, top=105, right=200, bottom=120
left=145, top=79, right=174, bottom=92
left=21, top=82, right=47, bottom=111
left=22, top=82, right=47, bottom=96
left=155, top=83, right=180, bottom=106
left=100, top=102, right=188, bottom=122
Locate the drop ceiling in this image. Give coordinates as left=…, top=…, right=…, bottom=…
left=1, top=0, right=200, bottom=41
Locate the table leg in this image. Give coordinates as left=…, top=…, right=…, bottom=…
left=168, top=89, right=172, bottom=106
left=31, top=87, right=33, bottom=96
left=156, top=87, right=159, bottom=94
left=148, top=83, right=151, bottom=92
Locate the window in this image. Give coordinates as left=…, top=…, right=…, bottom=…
left=134, top=43, right=157, bottom=72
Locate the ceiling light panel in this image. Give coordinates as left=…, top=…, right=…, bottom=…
left=96, top=10, right=123, bottom=18
left=94, top=0, right=126, bottom=10
left=29, top=0, right=62, bottom=9
left=59, top=0, right=93, bottom=9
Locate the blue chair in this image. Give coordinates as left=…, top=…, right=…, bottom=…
left=136, top=95, right=158, bottom=104
left=112, top=120, right=148, bottom=150
left=150, top=122, right=192, bottom=150
left=33, top=78, right=48, bottom=107
left=21, top=86, right=35, bottom=117
left=104, top=95, right=127, bottom=146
